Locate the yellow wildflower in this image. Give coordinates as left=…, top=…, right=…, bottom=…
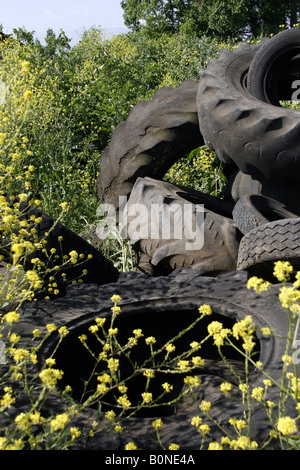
left=169, top=443, right=180, bottom=450
left=152, top=418, right=163, bottom=429
left=117, top=394, right=131, bottom=409
left=70, top=427, right=81, bottom=440
left=4, top=311, right=19, bottom=323
left=50, top=413, right=70, bottom=432
left=247, top=276, right=271, bottom=293
left=145, top=336, right=156, bottom=345
left=125, top=442, right=137, bottom=450
left=277, top=416, right=298, bottom=436
left=105, top=410, right=116, bottom=421
left=21, top=60, right=30, bottom=75
left=273, top=261, right=293, bottom=282
left=141, top=392, right=152, bottom=403
left=220, top=382, right=232, bottom=394
left=279, top=286, right=300, bottom=309
left=24, top=90, right=33, bottom=100
left=199, top=304, right=212, bottom=316
left=208, top=442, right=223, bottom=450
left=107, top=358, right=119, bottom=373
left=191, top=416, right=202, bottom=427
left=39, top=368, right=63, bottom=388
left=200, top=400, right=211, bottom=412
left=162, top=382, right=173, bottom=393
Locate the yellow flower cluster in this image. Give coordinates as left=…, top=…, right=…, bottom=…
left=232, top=315, right=256, bottom=353
left=277, top=416, right=298, bottom=436
left=207, top=321, right=231, bottom=347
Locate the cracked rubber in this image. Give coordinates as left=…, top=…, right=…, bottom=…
left=98, top=81, right=203, bottom=209
left=197, top=40, right=300, bottom=184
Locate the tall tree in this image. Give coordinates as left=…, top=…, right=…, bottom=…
left=121, top=0, right=298, bottom=39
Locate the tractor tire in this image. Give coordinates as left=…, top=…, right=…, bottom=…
left=125, top=177, right=238, bottom=276
left=197, top=40, right=300, bottom=185
left=98, top=81, right=203, bottom=210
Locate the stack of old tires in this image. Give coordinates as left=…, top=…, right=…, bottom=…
left=7, top=28, right=300, bottom=451
left=99, top=26, right=300, bottom=281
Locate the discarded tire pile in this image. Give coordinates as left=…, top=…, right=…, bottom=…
left=4, top=27, right=300, bottom=450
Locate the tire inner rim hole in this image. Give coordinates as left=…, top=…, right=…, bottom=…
left=265, top=49, right=300, bottom=105
left=51, top=308, right=260, bottom=418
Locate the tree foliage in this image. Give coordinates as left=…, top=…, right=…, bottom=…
left=121, top=0, right=299, bottom=39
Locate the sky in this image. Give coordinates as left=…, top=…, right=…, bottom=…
left=0, top=0, right=128, bottom=43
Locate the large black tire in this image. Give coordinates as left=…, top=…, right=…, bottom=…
left=233, top=194, right=300, bottom=235
left=8, top=268, right=299, bottom=450
left=98, top=81, right=203, bottom=209
left=247, top=26, right=300, bottom=105
left=126, top=177, right=239, bottom=276
left=197, top=41, right=300, bottom=184
left=237, top=217, right=300, bottom=278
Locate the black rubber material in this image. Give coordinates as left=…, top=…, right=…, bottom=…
left=126, top=177, right=239, bottom=276
left=247, top=27, right=300, bottom=105
left=8, top=268, right=299, bottom=450
left=98, top=80, right=203, bottom=209
left=223, top=170, right=300, bottom=216
left=233, top=194, right=300, bottom=235
left=197, top=40, right=300, bottom=184
left=237, top=217, right=300, bottom=277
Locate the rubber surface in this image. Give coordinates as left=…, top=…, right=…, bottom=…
left=233, top=194, right=300, bottom=235
left=126, top=177, right=239, bottom=276
left=197, top=41, right=300, bottom=184
left=98, top=81, right=203, bottom=209
left=247, top=26, right=300, bottom=105
left=6, top=268, right=299, bottom=450
left=237, top=217, right=300, bottom=277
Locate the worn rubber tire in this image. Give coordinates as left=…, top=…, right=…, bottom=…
left=233, top=194, right=300, bottom=235
left=223, top=170, right=300, bottom=215
left=8, top=268, right=299, bottom=450
left=247, top=26, right=300, bottom=105
left=98, top=81, right=203, bottom=209
left=237, top=217, right=300, bottom=277
left=197, top=40, right=300, bottom=184
left=126, top=177, right=238, bottom=276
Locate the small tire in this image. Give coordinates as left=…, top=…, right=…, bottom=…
left=233, top=194, right=300, bottom=235
left=126, top=177, right=239, bottom=276
left=237, top=217, right=300, bottom=277
left=247, top=26, right=300, bottom=105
